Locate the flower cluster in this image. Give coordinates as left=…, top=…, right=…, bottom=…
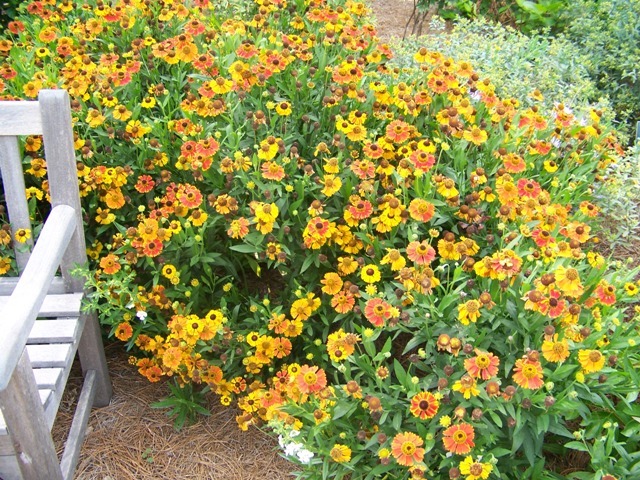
left=0, top=0, right=638, bottom=479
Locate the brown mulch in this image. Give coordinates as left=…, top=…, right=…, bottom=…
left=52, top=343, right=296, bottom=480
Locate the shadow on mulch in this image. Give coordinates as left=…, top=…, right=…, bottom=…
left=52, top=343, right=296, bottom=480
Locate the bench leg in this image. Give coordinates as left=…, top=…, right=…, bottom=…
left=0, top=351, right=63, bottom=480
left=77, top=312, right=112, bottom=407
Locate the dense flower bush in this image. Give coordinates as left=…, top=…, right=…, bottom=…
left=390, top=17, right=612, bottom=129
left=0, top=0, right=639, bottom=478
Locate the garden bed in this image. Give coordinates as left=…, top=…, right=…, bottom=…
left=2, top=0, right=639, bottom=478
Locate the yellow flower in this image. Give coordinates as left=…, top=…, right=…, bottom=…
left=463, top=126, right=488, bottom=145
left=14, top=228, right=31, bottom=243
left=578, top=349, right=605, bottom=374
left=329, top=444, right=351, bottom=463
left=459, top=456, right=493, bottom=480
left=360, top=264, right=381, bottom=284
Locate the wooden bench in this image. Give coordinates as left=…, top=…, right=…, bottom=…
left=0, top=90, right=112, bottom=480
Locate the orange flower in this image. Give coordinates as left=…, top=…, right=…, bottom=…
left=391, top=431, right=425, bottom=467
left=512, top=357, right=544, bottom=389
left=364, top=297, right=392, bottom=327
left=464, top=350, right=499, bottom=380
left=408, top=198, right=435, bottom=222
left=114, top=322, right=133, bottom=341
left=99, top=253, right=121, bottom=274
left=409, top=391, right=439, bottom=420
left=321, top=272, right=343, bottom=295
left=330, top=290, right=355, bottom=314
left=442, top=422, right=475, bottom=455
left=296, top=364, right=327, bottom=394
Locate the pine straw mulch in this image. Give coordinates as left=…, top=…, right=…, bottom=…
left=51, top=343, right=296, bottom=480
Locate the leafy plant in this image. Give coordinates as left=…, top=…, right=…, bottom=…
left=152, top=380, right=211, bottom=430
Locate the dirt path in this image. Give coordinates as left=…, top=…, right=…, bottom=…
left=369, top=0, right=415, bottom=42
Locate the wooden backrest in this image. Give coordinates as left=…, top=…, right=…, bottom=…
left=0, top=90, right=87, bottom=291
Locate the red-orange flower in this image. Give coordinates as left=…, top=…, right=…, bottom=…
left=364, top=297, right=392, bottom=327
left=391, top=431, right=425, bottom=467
left=296, top=365, right=327, bottom=394
left=409, top=391, right=439, bottom=420
left=512, top=357, right=544, bottom=389
left=442, top=422, right=475, bottom=455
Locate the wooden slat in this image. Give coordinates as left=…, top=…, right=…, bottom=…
left=40, top=90, right=86, bottom=293
left=33, top=368, right=63, bottom=389
left=0, top=293, right=83, bottom=317
left=0, top=135, right=33, bottom=272
left=60, top=370, right=96, bottom=480
left=0, top=352, right=63, bottom=479
left=25, top=343, right=73, bottom=369
left=0, top=277, right=67, bottom=296
left=28, top=318, right=79, bottom=344
left=0, top=205, right=76, bottom=391
left=0, top=101, right=43, bottom=136
left=0, top=454, right=21, bottom=480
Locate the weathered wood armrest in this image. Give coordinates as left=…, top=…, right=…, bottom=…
left=0, top=205, right=76, bottom=391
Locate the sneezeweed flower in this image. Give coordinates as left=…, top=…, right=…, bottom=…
left=329, top=444, right=351, bottom=463
left=297, top=365, right=327, bottom=394
left=624, top=282, right=639, bottom=296
left=594, top=280, right=616, bottom=306
left=442, top=423, right=475, bottom=455
left=406, top=240, right=436, bottom=265
left=541, top=335, right=570, bottom=363
left=409, top=391, right=439, bottom=419
left=99, top=253, right=121, bottom=274
left=114, top=322, right=133, bottom=341
left=452, top=375, right=480, bottom=399
left=391, top=431, right=425, bottom=467
left=0, top=257, right=11, bottom=275
left=578, top=349, right=605, bottom=374
left=464, top=350, right=500, bottom=380
left=554, top=265, right=584, bottom=298
left=459, top=456, right=493, bottom=480
left=14, top=228, right=31, bottom=243
left=364, top=297, right=395, bottom=327
left=408, top=198, right=435, bottom=222
left=458, top=299, right=482, bottom=325
left=360, top=264, right=381, bottom=284
left=512, top=356, right=544, bottom=389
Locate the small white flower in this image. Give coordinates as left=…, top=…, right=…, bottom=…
left=136, top=310, right=148, bottom=321
left=296, top=448, right=314, bottom=464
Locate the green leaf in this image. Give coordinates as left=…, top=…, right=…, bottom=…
left=229, top=244, right=260, bottom=254
left=564, top=441, right=589, bottom=452
left=300, top=253, right=317, bottom=274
